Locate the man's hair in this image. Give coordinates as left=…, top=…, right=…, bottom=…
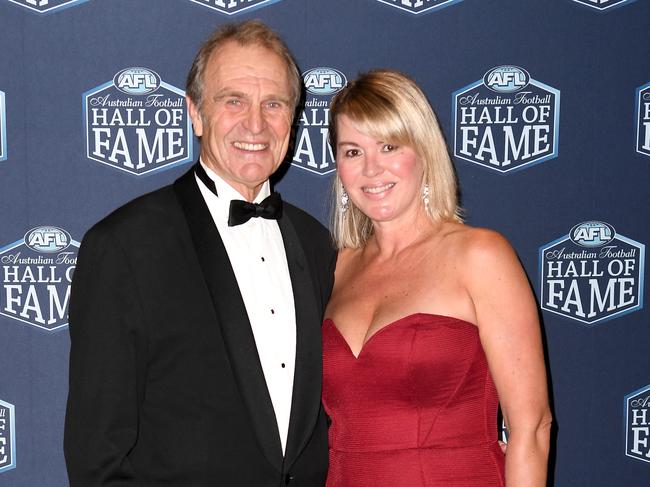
left=186, top=20, right=301, bottom=112
left=329, top=69, right=463, bottom=249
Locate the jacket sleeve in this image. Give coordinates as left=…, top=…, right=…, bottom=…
left=64, top=225, right=147, bottom=487
left=322, top=244, right=337, bottom=310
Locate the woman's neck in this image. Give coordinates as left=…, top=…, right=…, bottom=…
left=368, top=211, right=438, bottom=259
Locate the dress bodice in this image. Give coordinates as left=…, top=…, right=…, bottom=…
left=322, top=313, right=505, bottom=486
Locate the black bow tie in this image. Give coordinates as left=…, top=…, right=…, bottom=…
left=228, top=193, right=283, bottom=227
left=194, top=163, right=282, bottom=227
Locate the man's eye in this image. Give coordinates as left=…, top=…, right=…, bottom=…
left=266, top=101, right=282, bottom=109
left=226, top=99, right=242, bottom=106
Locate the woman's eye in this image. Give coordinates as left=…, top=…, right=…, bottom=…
left=345, top=149, right=360, bottom=157
left=382, top=144, right=397, bottom=152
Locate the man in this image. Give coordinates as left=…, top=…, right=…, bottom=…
left=64, top=21, right=335, bottom=487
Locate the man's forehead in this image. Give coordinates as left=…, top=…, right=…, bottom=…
left=208, top=42, right=285, bottom=73
left=205, top=42, right=290, bottom=91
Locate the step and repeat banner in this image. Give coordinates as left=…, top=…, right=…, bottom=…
left=0, top=0, right=648, bottom=485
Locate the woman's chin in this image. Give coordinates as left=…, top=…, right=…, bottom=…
left=364, top=207, right=397, bottom=224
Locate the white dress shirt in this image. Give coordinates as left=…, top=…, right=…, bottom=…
left=195, top=161, right=296, bottom=455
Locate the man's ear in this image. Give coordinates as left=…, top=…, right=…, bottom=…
left=186, top=96, right=203, bottom=137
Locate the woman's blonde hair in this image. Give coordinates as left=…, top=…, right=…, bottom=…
left=329, top=69, right=462, bottom=249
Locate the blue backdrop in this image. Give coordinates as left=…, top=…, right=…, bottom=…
left=1, top=0, right=649, bottom=485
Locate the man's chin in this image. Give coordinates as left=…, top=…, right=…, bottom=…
left=238, top=160, right=280, bottom=180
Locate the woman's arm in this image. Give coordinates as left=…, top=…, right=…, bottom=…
left=463, top=229, right=552, bottom=487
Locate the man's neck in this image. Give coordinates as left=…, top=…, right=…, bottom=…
left=199, top=160, right=269, bottom=202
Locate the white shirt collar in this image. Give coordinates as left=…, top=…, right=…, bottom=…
left=198, top=159, right=272, bottom=225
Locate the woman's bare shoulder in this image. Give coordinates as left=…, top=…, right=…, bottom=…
left=434, top=221, right=505, bottom=249
left=334, top=246, right=363, bottom=274
left=442, top=223, right=513, bottom=257
left=437, top=224, right=521, bottom=285
left=336, top=246, right=360, bottom=262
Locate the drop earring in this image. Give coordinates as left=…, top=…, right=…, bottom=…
left=340, top=188, right=349, bottom=214
left=422, top=183, right=430, bottom=208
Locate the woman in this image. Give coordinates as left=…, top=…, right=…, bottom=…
left=322, top=69, right=552, bottom=487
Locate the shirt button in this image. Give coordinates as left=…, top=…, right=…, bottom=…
left=281, top=363, right=286, bottom=368
left=271, top=309, right=275, bottom=314
left=261, top=256, right=265, bottom=262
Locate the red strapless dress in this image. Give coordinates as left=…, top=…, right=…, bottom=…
left=322, top=313, right=505, bottom=487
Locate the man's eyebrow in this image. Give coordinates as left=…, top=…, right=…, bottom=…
left=266, top=94, right=291, bottom=104
left=212, top=90, right=247, bottom=102
left=211, top=91, right=291, bottom=105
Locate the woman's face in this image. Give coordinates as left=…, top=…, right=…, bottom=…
left=335, top=115, right=424, bottom=224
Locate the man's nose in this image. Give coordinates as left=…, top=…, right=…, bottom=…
left=243, top=105, right=266, bottom=133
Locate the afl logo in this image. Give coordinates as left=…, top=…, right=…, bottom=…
left=570, top=221, right=615, bottom=248
left=484, top=66, right=530, bottom=93
left=303, top=68, right=347, bottom=96
left=113, top=67, right=161, bottom=95
left=24, top=226, right=71, bottom=253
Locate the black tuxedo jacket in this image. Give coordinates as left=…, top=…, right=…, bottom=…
left=64, top=167, right=336, bottom=487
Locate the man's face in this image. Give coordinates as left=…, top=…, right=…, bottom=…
left=187, top=42, right=294, bottom=200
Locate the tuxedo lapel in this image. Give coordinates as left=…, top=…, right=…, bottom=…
left=277, top=211, right=323, bottom=470
left=173, top=167, right=284, bottom=471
